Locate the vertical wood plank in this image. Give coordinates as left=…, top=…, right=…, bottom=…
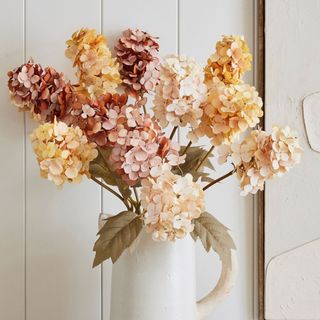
left=102, top=0, right=178, bottom=318
left=180, top=1, right=255, bottom=319
left=0, top=1, right=25, bottom=319
left=25, top=1, right=102, bottom=319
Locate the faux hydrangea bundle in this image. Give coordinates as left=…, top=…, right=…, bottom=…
left=7, top=29, right=302, bottom=266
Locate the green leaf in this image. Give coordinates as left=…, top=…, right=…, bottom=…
left=89, top=147, right=131, bottom=199
left=191, top=212, right=236, bottom=266
left=93, top=211, right=143, bottom=267
left=174, top=146, right=214, bottom=182
left=90, top=148, right=116, bottom=185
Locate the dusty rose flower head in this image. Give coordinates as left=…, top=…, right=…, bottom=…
left=30, top=119, right=98, bottom=186
left=7, top=61, right=73, bottom=122
left=205, top=35, right=252, bottom=85
left=140, top=171, right=205, bottom=241
left=115, top=29, right=160, bottom=98
left=230, top=126, right=302, bottom=195
left=189, top=77, right=263, bottom=146
left=110, top=120, right=185, bottom=186
left=65, top=28, right=121, bottom=100
left=153, top=55, right=207, bottom=129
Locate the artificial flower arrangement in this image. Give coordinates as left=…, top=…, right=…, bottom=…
left=7, top=29, right=302, bottom=266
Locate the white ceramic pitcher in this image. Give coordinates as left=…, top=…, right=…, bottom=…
left=109, top=229, right=237, bottom=320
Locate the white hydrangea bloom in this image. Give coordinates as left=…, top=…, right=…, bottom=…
left=153, top=54, right=207, bottom=129
left=140, top=170, right=205, bottom=241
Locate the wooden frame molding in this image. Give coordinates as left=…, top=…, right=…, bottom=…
left=255, top=0, right=265, bottom=319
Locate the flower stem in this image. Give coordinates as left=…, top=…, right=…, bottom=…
left=182, top=141, right=192, bottom=155
left=126, top=196, right=134, bottom=209
left=133, top=187, right=141, bottom=214
left=195, top=145, right=214, bottom=172
left=91, top=176, right=130, bottom=210
left=169, top=126, right=178, bottom=140
left=203, top=169, right=235, bottom=191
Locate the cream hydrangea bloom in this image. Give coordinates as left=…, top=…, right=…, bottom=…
left=140, top=170, right=205, bottom=241
left=153, top=55, right=207, bottom=129
left=189, top=77, right=263, bottom=146
left=31, top=120, right=98, bottom=186
left=205, top=35, right=252, bottom=85
left=65, top=28, right=121, bottom=100
left=230, top=126, right=302, bottom=195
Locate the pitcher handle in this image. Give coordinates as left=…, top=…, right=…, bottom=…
left=196, top=248, right=238, bottom=319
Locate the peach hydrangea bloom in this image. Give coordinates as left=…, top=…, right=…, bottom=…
left=30, top=120, right=98, bottom=186
left=204, top=35, right=252, bottom=85
left=229, top=126, right=302, bottom=195
left=153, top=54, right=207, bottom=129
left=140, top=170, right=205, bottom=241
left=189, top=77, right=263, bottom=146
left=65, top=28, right=121, bottom=100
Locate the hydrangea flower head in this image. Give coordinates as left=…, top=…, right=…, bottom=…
left=141, top=170, right=205, bottom=241
left=31, top=119, right=98, bottom=186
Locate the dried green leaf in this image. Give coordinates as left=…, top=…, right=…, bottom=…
left=89, top=147, right=131, bottom=198
left=191, top=211, right=236, bottom=265
left=93, top=211, right=143, bottom=267
left=175, top=146, right=214, bottom=182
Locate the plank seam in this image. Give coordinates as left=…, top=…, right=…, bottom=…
left=100, top=1, right=104, bottom=319
left=22, top=0, right=27, bottom=319
left=176, top=0, right=180, bottom=143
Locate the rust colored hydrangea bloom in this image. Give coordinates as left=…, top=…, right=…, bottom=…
left=65, top=28, right=121, bottom=100
left=8, top=60, right=73, bottom=122
left=115, top=29, right=160, bottom=98
left=204, top=35, right=252, bottom=85
left=63, top=93, right=148, bottom=149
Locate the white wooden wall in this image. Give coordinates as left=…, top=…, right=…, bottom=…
left=0, top=1, right=256, bottom=319
left=265, top=1, right=320, bottom=318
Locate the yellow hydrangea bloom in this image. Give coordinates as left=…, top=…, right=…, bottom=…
left=189, top=77, right=263, bottom=146
left=204, top=35, right=252, bottom=85
left=31, top=120, right=98, bottom=186
left=65, top=28, right=121, bottom=100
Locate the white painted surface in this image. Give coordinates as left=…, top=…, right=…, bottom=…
left=111, top=231, right=197, bottom=320
left=25, top=1, right=102, bottom=319
left=0, top=1, right=24, bottom=319
left=110, top=227, right=237, bottom=320
left=303, top=92, right=320, bottom=152
left=266, top=239, right=320, bottom=320
left=0, top=1, right=256, bottom=319
left=265, top=0, right=320, bottom=318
